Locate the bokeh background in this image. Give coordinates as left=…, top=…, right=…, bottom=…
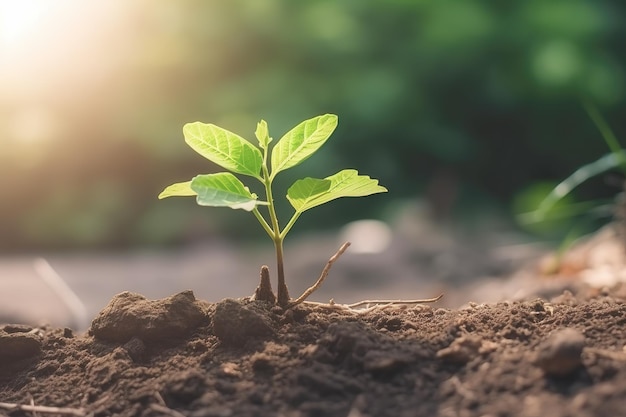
left=3, top=0, right=626, bottom=328
left=1, top=0, right=625, bottom=251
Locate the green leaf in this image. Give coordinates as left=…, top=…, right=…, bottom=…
left=271, top=114, right=338, bottom=176
left=285, top=178, right=332, bottom=211
left=184, top=122, right=263, bottom=178
left=191, top=173, right=265, bottom=211
left=255, top=119, right=272, bottom=150
left=158, top=181, right=196, bottom=199
left=287, top=169, right=387, bottom=213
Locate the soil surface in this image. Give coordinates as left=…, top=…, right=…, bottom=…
left=2, top=282, right=626, bottom=417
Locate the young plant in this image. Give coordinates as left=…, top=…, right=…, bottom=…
left=159, top=114, right=387, bottom=307
left=518, top=103, right=625, bottom=271
left=521, top=103, right=625, bottom=226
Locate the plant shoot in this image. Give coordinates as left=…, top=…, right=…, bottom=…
left=159, top=114, right=387, bottom=307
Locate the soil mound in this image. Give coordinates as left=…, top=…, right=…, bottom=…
left=2, top=288, right=626, bottom=417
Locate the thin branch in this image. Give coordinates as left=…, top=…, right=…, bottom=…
left=149, top=404, right=187, bottom=417
left=153, top=391, right=167, bottom=406
left=280, top=211, right=302, bottom=239
left=294, top=295, right=444, bottom=315
left=294, top=300, right=381, bottom=315
left=346, top=294, right=444, bottom=309
left=288, top=241, right=351, bottom=308
left=252, top=207, right=274, bottom=238
left=0, top=402, right=85, bottom=416
left=149, top=391, right=187, bottom=417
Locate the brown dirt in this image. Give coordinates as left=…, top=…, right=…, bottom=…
left=2, top=285, right=626, bottom=417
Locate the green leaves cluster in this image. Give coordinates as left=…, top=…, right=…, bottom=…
left=159, top=114, right=387, bottom=240
left=159, top=113, right=387, bottom=307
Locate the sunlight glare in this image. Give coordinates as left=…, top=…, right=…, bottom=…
left=0, top=0, right=51, bottom=47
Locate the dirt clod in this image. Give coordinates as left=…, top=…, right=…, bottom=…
left=0, top=328, right=42, bottom=362
left=89, top=290, right=207, bottom=343
left=534, top=327, right=586, bottom=377
left=436, top=334, right=483, bottom=364
left=212, top=298, right=275, bottom=347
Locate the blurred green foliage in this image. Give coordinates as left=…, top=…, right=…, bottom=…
left=0, top=0, right=624, bottom=250
left=515, top=104, right=626, bottom=240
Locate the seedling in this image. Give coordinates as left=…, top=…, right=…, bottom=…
left=518, top=103, right=626, bottom=270
left=521, top=103, right=625, bottom=226
left=159, top=114, right=387, bottom=307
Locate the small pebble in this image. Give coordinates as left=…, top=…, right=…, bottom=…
left=123, top=336, right=147, bottom=362
left=534, top=328, right=585, bottom=377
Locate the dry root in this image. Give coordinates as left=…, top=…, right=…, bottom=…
left=297, top=294, right=444, bottom=315
left=288, top=241, right=352, bottom=308
left=0, top=401, right=86, bottom=416
left=253, top=241, right=444, bottom=312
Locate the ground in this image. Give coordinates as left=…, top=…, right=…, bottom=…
left=1, top=280, right=626, bottom=417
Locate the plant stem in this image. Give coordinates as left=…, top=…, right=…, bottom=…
left=252, top=207, right=273, bottom=238
left=280, top=211, right=302, bottom=240
left=273, top=237, right=290, bottom=307
left=262, top=164, right=290, bottom=307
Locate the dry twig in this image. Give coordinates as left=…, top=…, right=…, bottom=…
left=286, top=240, right=444, bottom=311
left=346, top=293, right=444, bottom=309
left=288, top=241, right=351, bottom=308
left=148, top=404, right=187, bottom=417
left=0, top=402, right=85, bottom=416
left=149, top=391, right=187, bottom=417
left=299, top=294, right=444, bottom=315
